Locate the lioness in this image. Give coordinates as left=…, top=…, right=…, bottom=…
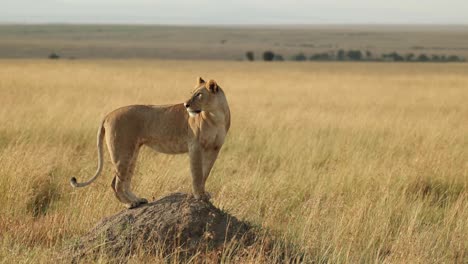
left=70, top=77, right=230, bottom=208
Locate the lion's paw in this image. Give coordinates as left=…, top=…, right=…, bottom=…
left=193, top=192, right=211, bottom=201
left=127, top=198, right=148, bottom=209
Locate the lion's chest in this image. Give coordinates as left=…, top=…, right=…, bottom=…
left=199, top=127, right=226, bottom=150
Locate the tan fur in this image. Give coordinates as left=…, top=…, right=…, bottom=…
left=70, top=77, right=230, bottom=208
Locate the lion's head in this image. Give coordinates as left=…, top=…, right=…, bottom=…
left=184, top=77, right=222, bottom=117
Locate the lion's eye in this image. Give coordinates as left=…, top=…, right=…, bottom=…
left=197, top=93, right=202, bottom=98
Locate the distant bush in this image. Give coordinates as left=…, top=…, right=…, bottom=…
left=245, top=51, right=254, bottom=61
left=309, top=53, right=331, bottom=61
left=274, top=54, right=284, bottom=61
left=337, top=49, right=346, bottom=61
left=263, top=51, right=275, bottom=61
left=382, top=53, right=396, bottom=61
left=291, top=53, right=307, bottom=61
left=405, top=53, right=415, bottom=61
left=447, top=55, right=462, bottom=62
left=243, top=49, right=465, bottom=63
left=382, top=52, right=404, bottom=62
left=48, top=53, right=60, bottom=59
left=417, top=54, right=430, bottom=62
left=346, top=50, right=362, bottom=61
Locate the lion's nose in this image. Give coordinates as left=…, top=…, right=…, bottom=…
left=184, top=102, right=190, bottom=108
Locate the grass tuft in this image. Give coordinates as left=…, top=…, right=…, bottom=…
left=26, top=168, right=62, bottom=218
left=406, top=176, right=465, bottom=206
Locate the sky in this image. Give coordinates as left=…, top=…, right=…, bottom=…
left=1, top=0, right=468, bottom=25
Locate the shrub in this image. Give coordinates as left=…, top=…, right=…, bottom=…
left=384, top=52, right=405, bottom=62
left=245, top=51, right=255, bottom=61
left=48, top=53, right=60, bottom=59
left=417, top=54, right=430, bottom=62
left=405, top=53, right=415, bottom=61
left=447, top=55, right=461, bottom=62
left=274, top=54, right=284, bottom=61
left=346, top=50, right=362, bottom=61
left=382, top=53, right=398, bottom=61
left=337, top=49, right=346, bottom=61
left=263, top=51, right=275, bottom=61
left=291, top=53, right=307, bottom=61
left=309, top=53, right=331, bottom=61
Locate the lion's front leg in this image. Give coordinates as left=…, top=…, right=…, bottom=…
left=202, top=149, right=219, bottom=187
left=189, top=143, right=207, bottom=200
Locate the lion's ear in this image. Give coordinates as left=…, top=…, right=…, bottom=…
left=206, top=80, right=218, bottom=93
left=197, top=77, right=206, bottom=85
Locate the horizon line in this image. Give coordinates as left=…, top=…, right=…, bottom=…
left=1, top=22, right=468, bottom=27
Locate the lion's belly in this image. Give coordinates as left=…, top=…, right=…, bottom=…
left=144, top=139, right=188, bottom=154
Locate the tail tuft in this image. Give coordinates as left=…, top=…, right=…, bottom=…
left=70, top=177, right=78, bottom=187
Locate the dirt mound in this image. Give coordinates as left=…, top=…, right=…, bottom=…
left=70, top=193, right=258, bottom=262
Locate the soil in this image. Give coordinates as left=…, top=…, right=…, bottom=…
left=70, top=193, right=258, bottom=262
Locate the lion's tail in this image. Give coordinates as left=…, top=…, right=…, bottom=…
left=70, top=120, right=105, bottom=188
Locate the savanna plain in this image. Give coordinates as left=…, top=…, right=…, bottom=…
left=0, top=60, right=466, bottom=263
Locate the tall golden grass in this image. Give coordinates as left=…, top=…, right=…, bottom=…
left=0, top=60, right=466, bottom=263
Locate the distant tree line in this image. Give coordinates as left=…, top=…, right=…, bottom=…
left=245, top=50, right=465, bottom=63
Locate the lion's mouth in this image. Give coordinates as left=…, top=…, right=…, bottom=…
left=187, top=109, right=201, bottom=117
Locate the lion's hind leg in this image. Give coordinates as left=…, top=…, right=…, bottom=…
left=108, top=143, right=146, bottom=208
left=123, top=154, right=148, bottom=207
left=111, top=175, right=132, bottom=206
left=124, top=162, right=148, bottom=207
left=112, top=168, right=144, bottom=209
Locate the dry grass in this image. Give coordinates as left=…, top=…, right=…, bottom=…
left=0, top=59, right=467, bottom=263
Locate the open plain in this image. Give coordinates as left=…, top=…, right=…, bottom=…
left=1, top=25, right=468, bottom=60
